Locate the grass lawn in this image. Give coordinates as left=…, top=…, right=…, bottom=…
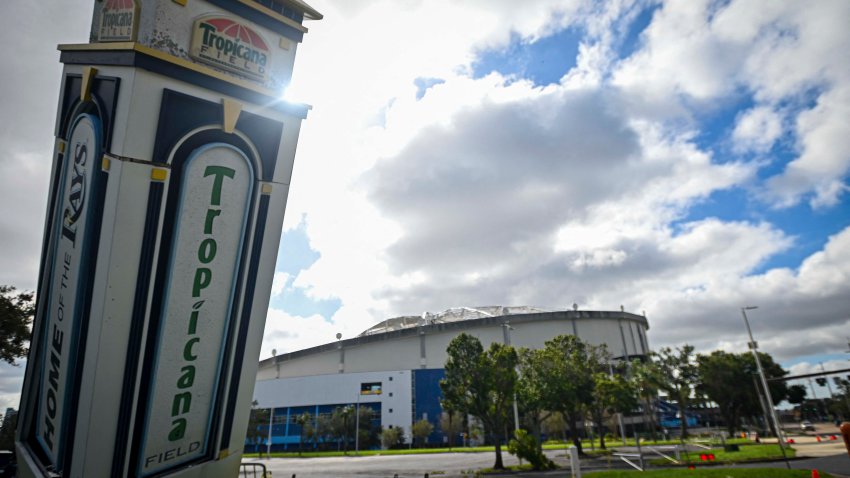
left=654, top=444, right=795, bottom=466
left=243, top=446, right=498, bottom=458
left=586, top=469, right=833, bottom=478
left=243, top=438, right=764, bottom=459
left=543, top=437, right=753, bottom=449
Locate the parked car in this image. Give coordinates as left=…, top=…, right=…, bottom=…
left=800, top=420, right=816, bottom=431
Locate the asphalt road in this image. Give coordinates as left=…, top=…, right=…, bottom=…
left=244, top=446, right=850, bottom=478
left=245, top=449, right=584, bottom=478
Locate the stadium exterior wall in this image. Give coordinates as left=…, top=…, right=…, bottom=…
left=252, top=309, right=650, bottom=450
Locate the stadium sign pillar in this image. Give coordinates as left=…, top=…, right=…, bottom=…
left=15, top=1, right=321, bottom=477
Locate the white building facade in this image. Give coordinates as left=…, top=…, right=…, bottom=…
left=253, top=307, right=650, bottom=450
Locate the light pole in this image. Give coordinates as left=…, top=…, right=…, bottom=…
left=266, top=407, right=274, bottom=458
left=741, top=306, right=790, bottom=469
left=502, top=322, right=520, bottom=433
left=355, top=391, right=361, bottom=455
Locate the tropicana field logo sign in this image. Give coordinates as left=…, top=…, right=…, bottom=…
left=190, top=17, right=271, bottom=82
left=98, top=0, right=138, bottom=42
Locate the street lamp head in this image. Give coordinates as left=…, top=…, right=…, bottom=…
left=742, top=306, right=758, bottom=310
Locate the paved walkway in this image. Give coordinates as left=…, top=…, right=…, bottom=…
left=245, top=436, right=850, bottom=478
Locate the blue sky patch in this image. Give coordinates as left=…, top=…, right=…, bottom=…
left=270, top=218, right=342, bottom=320
left=617, top=3, right=661, bottom=60
left=471, top=27, right=584, bottom=87
left=414, top=77, right=446, bottom=100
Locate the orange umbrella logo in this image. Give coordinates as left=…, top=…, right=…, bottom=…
left=205, top=18, right=269, bottom=53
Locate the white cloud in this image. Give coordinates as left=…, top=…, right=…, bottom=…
left=732, top=106, right=783, bottom=154
left=0, top=0, right=848, bottom=405
left=279, top=0, right=849, bottom=362
left=765, top=84, right=850, bottom=208
left=260, top=308, right=364, bottom=360
left=270, top=272, right=290, bottom=297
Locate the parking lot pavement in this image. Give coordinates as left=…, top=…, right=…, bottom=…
left=245, top=449, right=627, bottom=478
left=247, top=451, right=525, bottom=478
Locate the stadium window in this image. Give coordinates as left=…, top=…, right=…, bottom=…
left=361, top=382, right=382, bottom=395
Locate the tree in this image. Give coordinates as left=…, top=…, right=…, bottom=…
left=0, top=410, right=17, bottom=451
left=697, top=350, right=789, bottom=436
left=653, top=345, right=699, bottom=438
left=356, top=406, right=378, bottom=450
left=787, top=384, right=807, bottom=407
left=0, top=285, right=35, bottom=365
left=245, top=401, right=270, bottom=454
left=589, top=370, right=638, bottom=449
left=331, top=406, right=356, bottom=452
left=295, top=412, right=313, bottom=455
left=631, top=360, right=662, bottom=441
left=536, top=335, right=594, bottom=455
left=381, top=426, right=403, bottom=449
left=507, top=429, right=554, bottom=471
left=440, top=333, right=518, bottom=469
left=411, top=418, right=434, bottom=448
left=697, top=351, right=753, bottom=435
left=516, top=347, right=553, bottom=453
left=317, top=413, right=335, bottom=450
left=439, top=411, right=464, bottom=449
left=742, top=352, right=789, bottom=436
left=827, top=379, right=850, bottom=420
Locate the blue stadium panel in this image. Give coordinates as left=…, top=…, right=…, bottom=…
left=413, top=368, right=447, bottom=445
left=247, top=402, right=382, bottom=451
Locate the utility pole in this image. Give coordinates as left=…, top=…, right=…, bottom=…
left=741, top=306, right=790, bottom=469
left=502, top=322, right=520, bottom=433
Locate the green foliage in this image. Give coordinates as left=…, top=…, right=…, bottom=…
left=696, top=350, right=789, bottom=435
left=652, top=345, right=698, bottom=437
left=585, top=345, right=638, bottom=449
left=536, top=335, right=595, bottom=454
left=245, top=401, right=270, bottom=453
left=440, top=333, right=518, bottom=469
left=381, top=426, right=403, bottom=449
left=507, top=429, right=554, bottom=470
left=516, top=347, right=553, bottom=450
left=324, top=406, right=356, bottom=452
left=295, top=412, right=314, bottom=455
left=0, top=410, right=17, bottom=450
left=411, top=418, right=434, bottom=447
left=630, top=359, right=663, bottom=440
left=439, top=411, right=464, bottom=448
left=589, top=370, right=638, bottom=448
left=585, top=468, right=828, bottom=478
left=0, top=285, right=35, bottom=365
left=786, top=384, right=807, bottom=405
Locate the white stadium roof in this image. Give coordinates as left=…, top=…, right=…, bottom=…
left=358, top=305, right=553, bottom=337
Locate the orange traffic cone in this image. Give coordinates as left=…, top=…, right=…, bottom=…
left=816, top=436, right=822, bottom=442
left=812, top=469, right=820, bottom=478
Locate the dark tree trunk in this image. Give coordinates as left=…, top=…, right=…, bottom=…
left=678, top=394, right=689, bottom=439
left=592, top=410, right=606, bottom=449
left=494, top=440, right=504, bottom=469
left=566, top=412, right=583, bottom=455
left=531, top=416, right=544, bottom=454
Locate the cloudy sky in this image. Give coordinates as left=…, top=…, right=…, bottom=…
left=1, top=0, right=849, bottom=412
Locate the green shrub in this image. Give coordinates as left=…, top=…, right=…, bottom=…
left=507, top=430, right=555, bottom=471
